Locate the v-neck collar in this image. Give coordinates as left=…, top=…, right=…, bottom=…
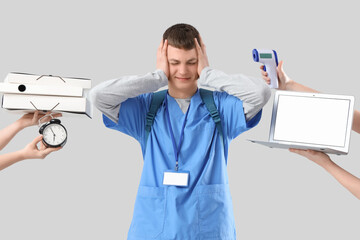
left=166, top=89, right=201, bottom=117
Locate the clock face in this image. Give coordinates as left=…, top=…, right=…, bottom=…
left=42, top=123, right=67, bottom=147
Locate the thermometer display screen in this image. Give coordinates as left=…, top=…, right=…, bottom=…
left=260, top=53, right=272, bottom=58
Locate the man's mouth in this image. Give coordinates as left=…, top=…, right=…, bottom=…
left=176, top=77, right=191, bottom=81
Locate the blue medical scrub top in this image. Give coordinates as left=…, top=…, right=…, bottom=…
left=103, top=89, right=261, bottom=240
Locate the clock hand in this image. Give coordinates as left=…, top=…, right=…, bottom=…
left=50, top=128, right=56, bottom=142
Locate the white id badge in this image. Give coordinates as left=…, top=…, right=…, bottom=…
left=163, top=171, right=189, bottom=187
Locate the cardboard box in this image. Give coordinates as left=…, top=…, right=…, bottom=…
left=5, top=72, right=91, bottom=89
left=0, top=82, right=83, bottom=97
left=1, top=72, right=93, bottom=118
left=2, top=93, right=92, bottom=118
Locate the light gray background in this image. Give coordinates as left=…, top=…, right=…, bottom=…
left=0, top=1, right=359, bottom=239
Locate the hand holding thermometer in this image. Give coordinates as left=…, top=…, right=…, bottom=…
left=253, top=49, right=279, bottom=89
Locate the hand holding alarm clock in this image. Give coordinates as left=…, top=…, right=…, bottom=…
left=38, top=114, right=67, bottom=148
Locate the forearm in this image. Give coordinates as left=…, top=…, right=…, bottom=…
left=0, top=150, right=25, bottom=171
left=199, top=67, right=271, bottom=120
left=352, top=110, right=360, bottom=134
left=319, top=159, right=360, bottom=200
left=284, top=80, right=319, bottom=93
left=89, top=70, right=168, bottom=123
left=0, top=120, right=25, bottom=150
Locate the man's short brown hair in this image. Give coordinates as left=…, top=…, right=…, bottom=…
left=163, top=23, right=200, bottom=50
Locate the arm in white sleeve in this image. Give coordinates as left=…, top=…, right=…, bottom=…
left=198, top=67, right=271, bottom=120
left=89, top=70, right=168, bottom=123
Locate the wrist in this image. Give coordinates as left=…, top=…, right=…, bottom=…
left=315, top=155, right=333, bottom=168
left=14, top=119, right=27, bottom=131
left=198, top=65, right=209, bottom=76
left=15, top=149, right=27, bottom=162
left=284, top=79, right=296, bottom=91
left=156, top=69, right=169, bottom=81
left=198, top=66, right=211, bottom=82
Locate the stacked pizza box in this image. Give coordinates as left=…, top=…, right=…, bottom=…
left=0, top=72, right=92, bottom=118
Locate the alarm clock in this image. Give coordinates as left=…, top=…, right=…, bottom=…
left=39, top=118, right=67, bottom=148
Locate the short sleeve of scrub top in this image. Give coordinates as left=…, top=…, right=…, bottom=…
left=213, top=91, right=262, bottom=141
left=102, top=93, right=152, bottom=143
left=102, top=91, right=261, bottom=142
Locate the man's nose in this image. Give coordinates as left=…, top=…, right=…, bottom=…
left=178, top=64, right=188, bottom=75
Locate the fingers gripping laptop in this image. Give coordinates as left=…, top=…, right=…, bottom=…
left=249, top=91, right=355, bottom=155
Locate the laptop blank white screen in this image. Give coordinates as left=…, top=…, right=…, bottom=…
left=273, top=95, right=351, bottom=147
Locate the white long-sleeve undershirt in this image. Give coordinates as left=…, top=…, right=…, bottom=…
left=89, top=67, right=271, bottom=123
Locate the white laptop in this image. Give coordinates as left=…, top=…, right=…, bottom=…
left=249, top=90, right=355, bottom=155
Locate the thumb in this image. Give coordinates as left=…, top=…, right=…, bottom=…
left=33, top=111, right=39, bottom=121
left=31, top=135, right=43, bottom=146
left=277, top=60, right=284, bottom=74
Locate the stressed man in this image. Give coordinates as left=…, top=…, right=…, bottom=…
left=90, top=23, right=271, bottom=240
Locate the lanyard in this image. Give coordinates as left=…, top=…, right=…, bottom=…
left=164, top=93, right=191, bottom=171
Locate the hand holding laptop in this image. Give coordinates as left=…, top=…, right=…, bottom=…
left=289, top=147, right=360, bottom=200
left=259, top=61, right=360, bottom=200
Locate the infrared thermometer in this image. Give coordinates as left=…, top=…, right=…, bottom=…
left=253, top=49, right=279, bottom=89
